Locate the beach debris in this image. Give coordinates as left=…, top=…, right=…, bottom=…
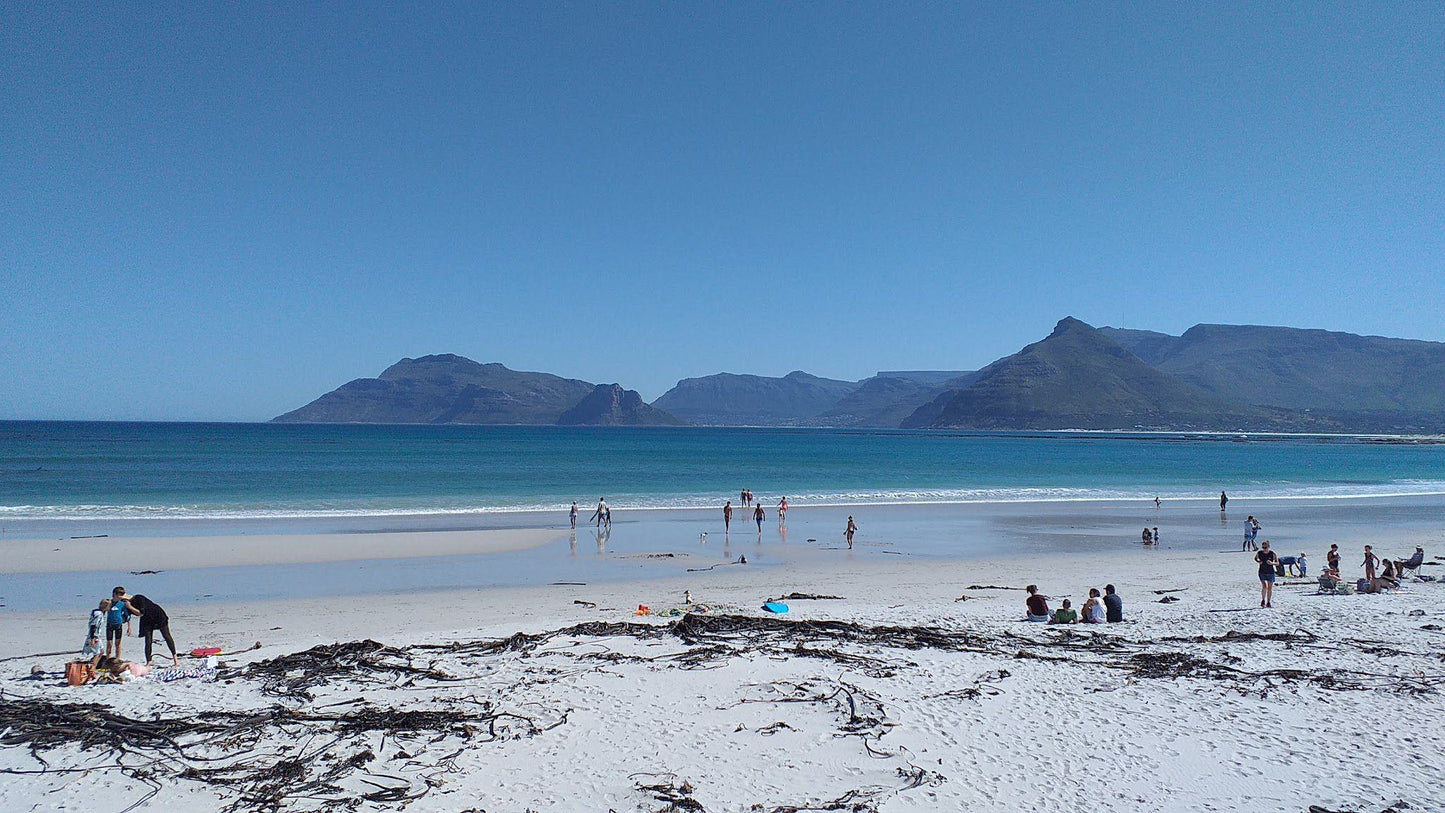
left=965, top=584, right=1022, bottom=591
left=573, top=599, right=598, bottom=608
left=1152, top=588, right=1188, bottom=594
left=551, top=581, right=587, bottom=586
left=1158, top=595, right=1181, bottom=603
left=631, top=772, right=705, bottom=812
left=770, top=592, right=844, bottom=602
left=129, top=569, right=163, bottom=575
left=953, top=595, right=970, bottom=602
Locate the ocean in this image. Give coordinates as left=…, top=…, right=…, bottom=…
left=2, top=421, right=1443, bottom=529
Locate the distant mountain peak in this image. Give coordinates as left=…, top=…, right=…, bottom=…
left=1050, top=316, right=1092, bottom=336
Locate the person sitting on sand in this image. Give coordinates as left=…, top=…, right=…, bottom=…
left=1081, top=588, right=1106, bottom=623
left=1370, top=560, right=1400, bottom=593
left=1255, top=540, right=1279, bottom=608
left=1104, top=584, right=1123, bottom=622
left=81, top=599, right=110, bottom=670
left=1049, top=599, right=1077, bottom=624
left=1142, top=527, right=1153, bottom=545
left=1025, top=585, right=1050, bottom=622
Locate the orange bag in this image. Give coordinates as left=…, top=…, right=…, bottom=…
left=65, top=660, right=94, bottom=687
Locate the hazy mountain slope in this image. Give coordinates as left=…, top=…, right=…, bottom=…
left=1096, top=327, right=1181, bottom=366
left=272, top=355, right=597, bottom=424
left=816, top=371, right=980, bottom=428
left=651, top=371, right=859, bottom=425
left=556, top=384, right=687, bottom=426
left=902, top=318, right=1273, bottom=430
left=1140, top=324, right=1445, bottom=414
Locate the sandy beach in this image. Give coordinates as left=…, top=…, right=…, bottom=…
left=2, top=500, right=1442, bottom=812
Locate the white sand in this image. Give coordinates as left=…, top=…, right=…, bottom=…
left=2, top=544, right=1441, bottom=812
left=1, top=527, right=561, bottom=573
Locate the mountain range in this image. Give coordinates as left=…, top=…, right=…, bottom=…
left=273, top=320, right=1445, bottom=432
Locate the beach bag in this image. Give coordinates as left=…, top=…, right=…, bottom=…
left=1356, top=578, right=1369, bottom=593
left=65, top=660, right=94, bottom=687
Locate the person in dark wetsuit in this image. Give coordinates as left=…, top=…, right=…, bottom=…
left=122, top=594, right=179, bottom=666
left=1254, top=541, right=1279, bottom=608
left=1220, top=491, right=1228, bottom=511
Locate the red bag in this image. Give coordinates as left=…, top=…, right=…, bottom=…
left=65, top=661, right=94, bottom=687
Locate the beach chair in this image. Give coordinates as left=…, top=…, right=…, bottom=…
left=1397, top=550, right=1425, bottom=580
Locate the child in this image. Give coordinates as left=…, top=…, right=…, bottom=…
left=81, top=599, right=110, bottom=670
left=1363, top=545, right=1379, bottom=581
left=1049, top=599, right=1077, bottom=624
left=106, top=585, right=132, bottom=659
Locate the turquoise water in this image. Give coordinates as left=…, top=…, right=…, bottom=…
left=2, top=422, right=1443, bottom=526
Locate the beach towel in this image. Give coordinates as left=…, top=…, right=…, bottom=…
left=151, top=665, right=217, bottom=683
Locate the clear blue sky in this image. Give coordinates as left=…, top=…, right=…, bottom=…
left=3, top=3, right=1442, bottom=420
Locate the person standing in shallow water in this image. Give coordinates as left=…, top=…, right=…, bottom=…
left=753, top=502, right=765, bottom=533
left=1255, top=540, right=1279, bottom=608
left=569, top=501, right=578, bottom=530
left=1220, top=491, right=1228, bottom=511
left=844, top=516, right=858, bottom=549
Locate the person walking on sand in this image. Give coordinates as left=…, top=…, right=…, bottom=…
left=1255, top=540, right=1279, bottom=608
left=569, top=501, right=578, bottom=530
left=590, top=498, right=607, bottom=529
left=753, top=502, right=765, bottom=533
left=723, top=500, right=733, bottom=533
left=844, top=516, right=858, bottom=549
left=1153, top=527, right=1160, bottom=546
left=1242, top=516, right=1258, bottom=551
left=1220, top=491, right=1228, bottom=512
left=777, top=496, right=788, bottom=523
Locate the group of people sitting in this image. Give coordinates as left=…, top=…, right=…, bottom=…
left=1317, top=544, right=1425, bottom=595
left=1024, top=584, right=1123, bottom=624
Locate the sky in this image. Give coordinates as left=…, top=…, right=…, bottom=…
left=2, top=3, right=1442, bottom=420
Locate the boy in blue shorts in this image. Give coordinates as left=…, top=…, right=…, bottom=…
left=106, top=585, right=132, bottom=660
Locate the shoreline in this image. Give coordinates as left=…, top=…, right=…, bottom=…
left=3, top=495, right=1442, bottom=614
left=6, top=488, right=1445, bottom=542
